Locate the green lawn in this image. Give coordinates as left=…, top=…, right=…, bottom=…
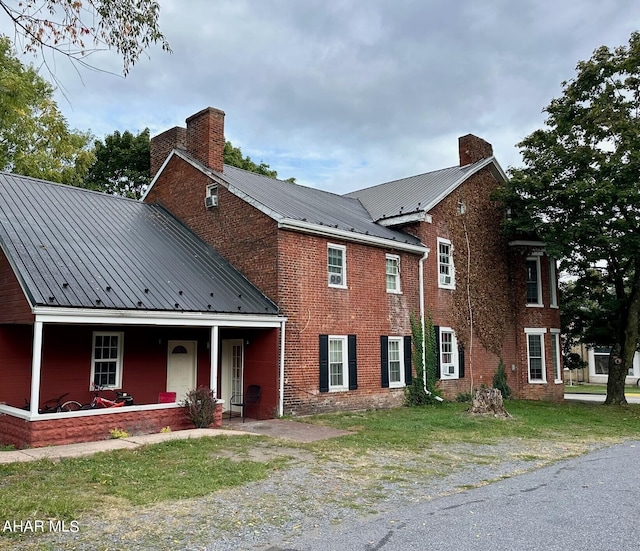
left=564, top=383, right=640, bottom=395
left=2, top=401, right=640, bottom=526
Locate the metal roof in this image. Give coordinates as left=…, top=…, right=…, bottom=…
left=213, top=164, right=423, bottom=248
left=0, top=172, right=279, bottom=315
left=344, top=157, right=500, bottom=221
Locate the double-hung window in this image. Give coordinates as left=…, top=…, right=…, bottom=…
left=439, top=328, right=459, bottom=378
left=329, top=336, right=348, bottom=391
left=550, top=330, right=562, bottom=383
left=91, top=332, right=123, bottom=388
left=387, top=337, right=404, bottom=387
left=328, top=244, right=346, bottom=288
left=438, top=238, right=455, bottom=289
left=526, top=256, right=542, bottom=306
left=386, top=254, right=401, bottom=293
left=320, top=334, right=357, bottom=392
left=525, top=328, right=547, bottom=383
left=549, top=259, right=558, bottom=308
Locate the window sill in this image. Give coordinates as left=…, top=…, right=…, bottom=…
left=328, top=387, right=349, bottom=393
left=438, top=285, right=456, bottom=291
left=386, top=290, right=402, bottom=295
left=328, top=285, right=348, bottom=290
left=526, top=304, right=544, bottom=308
left=528, top=379, right=547, bottom=384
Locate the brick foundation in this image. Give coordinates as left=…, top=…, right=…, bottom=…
left=0, top=403, right=223, bottom=449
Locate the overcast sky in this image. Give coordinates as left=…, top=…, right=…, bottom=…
left=5, top=0, right=640, bottom=193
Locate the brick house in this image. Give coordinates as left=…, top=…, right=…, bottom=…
left=145, top=107, right=564, bottom=414
left=0, top=172, right=285, bottom=448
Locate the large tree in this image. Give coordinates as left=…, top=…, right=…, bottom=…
left=0, top=36, right=93, bottom=184
left=498, top=32, right=640, bottom=405
left=84, top=129, right=151, bottom=198
left=0, top=0, right=170, bottom=75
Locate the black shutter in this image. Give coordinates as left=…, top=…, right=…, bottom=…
left=319, top=334, right=329, bottom=393
left=404, top=335, right=413, bottom=385
left=348, top=335, right=358, bottom=390
left=434, top=325, right=441, bottom=379
left=458, top=344, right=465, bottom=379
left=380, top=336, right=389, bottom=388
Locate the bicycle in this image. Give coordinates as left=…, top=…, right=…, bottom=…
left=22, top=393, right=83, bottom=414
left=80, top=384, right=134, bottom=409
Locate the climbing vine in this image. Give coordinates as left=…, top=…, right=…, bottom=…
left=438, top=170, right=516, bottom=359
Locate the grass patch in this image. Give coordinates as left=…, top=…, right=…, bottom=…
left=0, top=436, right=282, bottom=522
left=303, top=400, right=640, bottom=450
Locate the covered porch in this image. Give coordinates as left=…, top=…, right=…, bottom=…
left=0, top=309, right=286, bottom=449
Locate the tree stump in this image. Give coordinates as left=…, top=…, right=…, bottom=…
left=469, top=388, right=511, bottom=418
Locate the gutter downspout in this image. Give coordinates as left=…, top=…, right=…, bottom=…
left=278, top=320, right=286, bottom=417
left=419, top=250, right=444, bottom=402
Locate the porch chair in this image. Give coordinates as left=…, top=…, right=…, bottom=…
left=229, top=385, right=261, bottom=422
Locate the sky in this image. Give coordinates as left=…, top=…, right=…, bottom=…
left=4, top=0, right=640, bottom=194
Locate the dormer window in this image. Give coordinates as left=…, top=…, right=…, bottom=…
left=205, top=184, right=218, bottom=209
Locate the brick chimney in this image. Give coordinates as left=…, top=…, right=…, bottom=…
left=149, top=107, right=226, bottom=178
left=150, top=126, right=186, bottom=178
left=186, top=107, right=226, bottom=173
left=458, top=134, right=493, bottom=166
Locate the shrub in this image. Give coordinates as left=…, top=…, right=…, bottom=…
left=492, top=360, right=512, bottom=399
left=456, top=392, right=472, bottom=403
left=183, top=387, right=216, bottom=428
left=109, top=428, right=129, bottom=439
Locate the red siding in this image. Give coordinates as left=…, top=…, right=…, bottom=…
left=0, top=248, right=33, bottom=323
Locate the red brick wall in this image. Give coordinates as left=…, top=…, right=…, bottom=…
left=402, top=166, right=563, bottom=401
left=0, top=249, right=34, bottom=324
left=0, top=403, right=223, bottom=449
left=277, top=230, right=422, bottom=414
left=145, top=158, right=279, bottom=301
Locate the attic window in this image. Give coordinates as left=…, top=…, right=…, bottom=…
left=457, top=199, right=466, bottom=215
left=205, top=184, right=218, bottom=209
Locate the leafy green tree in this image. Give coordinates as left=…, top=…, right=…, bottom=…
left=0, top=37, right=93, bottom=185
left=84, top=129, right=151, bottom=198
left=0, top=0, right=170, bottom=75
left=497, top=32, right=640, bottom=405
left=224, top=141, right=295, bottom=182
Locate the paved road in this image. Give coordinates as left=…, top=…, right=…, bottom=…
left=264, top=441, right=640, bottom=551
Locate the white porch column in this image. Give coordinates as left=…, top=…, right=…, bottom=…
left=210, top=325, right=219, bottom=398
left=29, top=320, right=44, bottom=417
left=278, top=320, right=286, bottom=417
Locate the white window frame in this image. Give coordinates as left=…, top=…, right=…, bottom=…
left=205, top=184, right=218, bottom=208
left=90, top=331, right=124, bottom=389
left=439, top=327, right=459, bottom=379
left=525, top=256, right=543, bottom=307
left=437, top=238, right=455, bottom=289
left=328, top=244, right=347, bottom=289
left=549, top=258, right=558, bottom=308
left=387, top=337, right=405, bottom=388
left=525, top=328, right=547, bottom=383
left=328, top=335, right=349, bottom=391
left=386, top=254, right=401, bottom=294
left=550, top=329, right=562, bottom=383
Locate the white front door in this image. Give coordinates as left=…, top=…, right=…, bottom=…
left=221, top=339, right=243, bottom=412
left=166, top=340, right=197, bottom=401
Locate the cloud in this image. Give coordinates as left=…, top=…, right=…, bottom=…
left=5, top=0, right=637, bottom=193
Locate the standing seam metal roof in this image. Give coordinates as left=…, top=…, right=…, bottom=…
left=0, top=172, right=279, bottom=315
left=210, top=163, right=423, bottom=248
left=343, top=158, right=495, bottom=221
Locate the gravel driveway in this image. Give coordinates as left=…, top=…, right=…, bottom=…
left=1, top=433, right=611, bottom=551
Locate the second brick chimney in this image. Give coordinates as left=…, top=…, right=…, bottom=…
left=458, top=134, right=493, bottom=166
left=150, top=107, right=226, bottom=178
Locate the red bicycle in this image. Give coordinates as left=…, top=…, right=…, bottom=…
left=80, top=384, right=134, bottom=409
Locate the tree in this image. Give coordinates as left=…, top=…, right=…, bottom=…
left=0, top=0, right=170, bottom=75
left=497, top=32, right=640, bottom=405
left=224, top=141, right=295, bottom=182
left=0, top=36, right=93, bottom=185
left=84, top=129, right=151, bottom=198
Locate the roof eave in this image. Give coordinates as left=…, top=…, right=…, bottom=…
left=278, top=218, right=428, bottom=254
